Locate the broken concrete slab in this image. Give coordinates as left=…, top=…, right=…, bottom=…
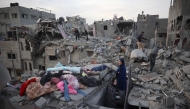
left=35, top=97, right=47, bottom=108
left=70, top=94, right=84, bottom=101
left=137, top=73, right=158, bottom=82
left=162, top=59, right=169, bottom=68
left=50, top=91, right=62, bottom=98
left=147, top=96, right=160, bottom=101
left=163, top=51, right=172, bottom=58
left=159, top=79, right=167, bottom=85
left=179, top=56, right=190, bottom=63
left=182, top=64, right=190, bottom=74
left=154, top=79, right=160, bottom=84
left=9, top=95, right=26, bottom=103
left=174, top=98, right=185, bottom=106
left=164, top=70, right=173, bottom=80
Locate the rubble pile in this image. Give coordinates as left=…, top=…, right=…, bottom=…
left=1, top=18, right=190, bottom=109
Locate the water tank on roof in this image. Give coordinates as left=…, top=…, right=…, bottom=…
left=10, top=2, right=19, bottom=7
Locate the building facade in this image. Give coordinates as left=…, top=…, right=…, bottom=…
left=0, top=3, right=55, bottom=77
left=166, top=0, right=190, bottom=51
left=0, top=3, right=55, bottom=39
left=135, top=12, right=168, bottom=47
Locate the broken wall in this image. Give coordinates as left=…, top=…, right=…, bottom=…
left=155, top=18, right=168, bottom=45
left=94, top=20, right=116, bottom=37
left=167, top=0, right=190, bottom=51
left=0, top=61, right=11, bottom=93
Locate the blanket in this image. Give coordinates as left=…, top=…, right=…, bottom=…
left=26, top=81, right=58, bottom=99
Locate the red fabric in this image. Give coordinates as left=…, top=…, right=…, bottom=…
left=19, top=78, right=37, bottom=96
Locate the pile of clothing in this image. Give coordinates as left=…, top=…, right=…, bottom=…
left=19, top=70, right=101, bottom=100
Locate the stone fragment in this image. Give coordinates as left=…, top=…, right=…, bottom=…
left=164, top=70, right=172, bottom=80
left=162, top=59, right=168, bottom=68
left=163, top=51, right=172, bottom=58
left=147, top=96, right=159, bottom=100
left=9, top=95, right=26, bottom=103
left=154, top=79, right=160, bottom=84
left=160, top=79, right=167, bottom=85
left=138, top=73, right=157, bottom=82
left=182, top=65, right=190, bottom=74
left=174, top=98, right=185, bottom=106
left=35, top=97, right=47, bottom=108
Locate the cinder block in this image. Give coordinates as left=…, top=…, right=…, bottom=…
left=35, top=97, right=47, bottom=108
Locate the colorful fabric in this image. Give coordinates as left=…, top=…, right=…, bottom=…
left=56, top=81, right=77, bottom=94
left=19, top=78, right=37, bottom=96
left=26, top=80, right=58, bottom=99
left=61, top=74, right=79, bottom=89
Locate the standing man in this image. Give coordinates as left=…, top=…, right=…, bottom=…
left=74, top=28, right=79, bottom=41
left=149, top=43, right=162, bottom=72
left=84, top=29, right=88, bottom=41
left=137, top=31, right=148, bottom=52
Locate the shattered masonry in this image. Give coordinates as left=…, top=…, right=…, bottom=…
left=0, top=0, right=190, bottom=109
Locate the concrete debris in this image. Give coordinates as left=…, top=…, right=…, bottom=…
left=9, top=95, right=26, bottom=103
left=1, top=8, right=190, bottom=109
left=182, top=64, right=190, bottom=74
left=147, top=96, right=160, bottom=101
left=35, top=97, right=47, bottom=108
left=138, top=73, right=157, bottom=82
left=162, top=59, right=169, bottom=68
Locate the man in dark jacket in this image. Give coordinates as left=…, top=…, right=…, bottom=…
left=137, top=31, right=148, bottom=52
left=74, top=28, right=79, bottom=41
left=149, top=43, right=163, bottom=72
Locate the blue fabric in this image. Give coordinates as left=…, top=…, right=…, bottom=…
left=116, top=58, right=127, bottom=91
left=76, top=89, right=87, bottom=96
left=63, top=80, right=70, bottom=102
left=91, top=65, right=107, bottom=71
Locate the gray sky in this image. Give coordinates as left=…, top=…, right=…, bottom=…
left=0, top=0, right=170, bottom=24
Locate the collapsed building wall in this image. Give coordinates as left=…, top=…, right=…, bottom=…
left=167, top=0, right=190, bottom=51
left=155, top=18, right=168, bottom=45
left=94, top=19, right=133, bottom=38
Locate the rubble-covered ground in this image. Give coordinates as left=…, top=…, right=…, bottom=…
left=1, top=18, right=190, bottom=109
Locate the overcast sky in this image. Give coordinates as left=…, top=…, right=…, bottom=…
left=0, top=0, right=170, bottom=24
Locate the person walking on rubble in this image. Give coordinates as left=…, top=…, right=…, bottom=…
left=74, top=28, right=79, bottom=41
left=116, top=58, right=127, bottom=91
left=84, top=29, right=88, bottom=41
left=149, top=42, right=163, bottom=72
left=137, top=31, right=148, bottom=52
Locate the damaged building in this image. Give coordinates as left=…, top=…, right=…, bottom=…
left=134, top=11, right=168, bottom=47
left=93, top=15, right=134, bottom=38
left=166, top=0, right=190, bottom=51
left=0, top=3, right=55, bottom=40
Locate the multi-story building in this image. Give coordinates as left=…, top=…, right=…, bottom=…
left=0, top=2, right=55, bottom=40
left=166, top=0, right=190, bottom=51
left=0, top=3, right=55, bottom=77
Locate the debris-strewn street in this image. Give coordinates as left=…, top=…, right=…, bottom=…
left=0, top=1, right=190, bottom=109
